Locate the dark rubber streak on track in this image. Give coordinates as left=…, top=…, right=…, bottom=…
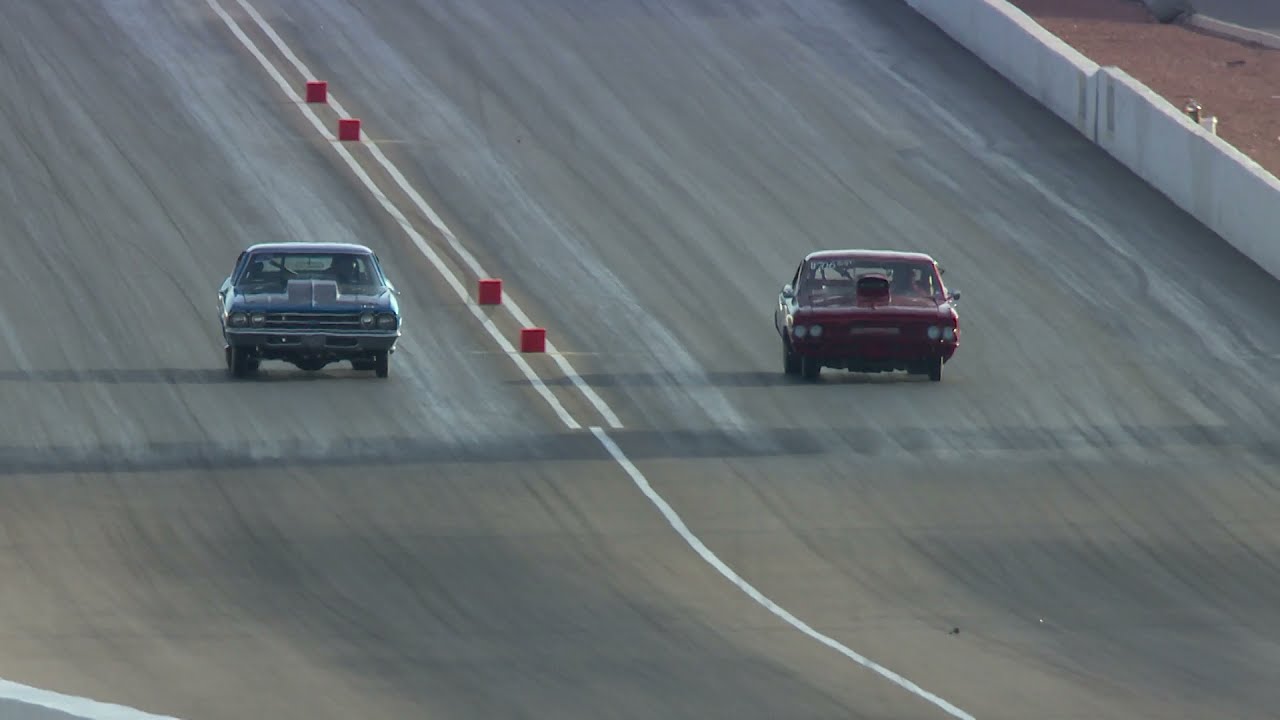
left=6, top=0, right=1280, bottom=719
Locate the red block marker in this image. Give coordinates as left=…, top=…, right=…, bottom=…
left=478, top=278, right=503, bottom=305
left=305, top=80, right=327, bottom=103
left=338, top=118, right=361, bottom=141
left=520, top=327, right=547, bottom=353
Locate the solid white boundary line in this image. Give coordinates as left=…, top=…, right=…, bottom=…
left=590, top=428, right=976, bottom=720
left=229, top=0, right=625, bottom=431
left=206, top=1, right=977, bottom=717
left=204, top=0, right=580, bottom=431
left=0, top=678, right=180, bottom=720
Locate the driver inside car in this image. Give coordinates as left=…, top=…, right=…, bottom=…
left=241, top=258, right=276, bottom=285
left=892, top=265, right=927, bottom=296
left=333, top=255, right=362, bottom=285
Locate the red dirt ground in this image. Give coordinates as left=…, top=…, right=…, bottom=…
left=1006, top=0, right=1280, bottom=176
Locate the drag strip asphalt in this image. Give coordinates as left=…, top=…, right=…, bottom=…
left=242, top=0, right=1280, bottom=717
left=5, top=0, right=1280, bottom=719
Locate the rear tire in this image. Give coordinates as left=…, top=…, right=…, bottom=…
left=782, top=340, right=800, bottom=375
left=374, top=351, right=389, bottom=379
left=927, top=355, right=943, bottom=382
left=801, top=355, right=821, bottom=381
left=351, top=359, right=376, bottom=372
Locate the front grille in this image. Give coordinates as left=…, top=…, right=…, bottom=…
left=849, top=326, right=901, bottom=336
left=263, top=312, right=365, bottom=330
left=847, top=322, right=931, bottom=337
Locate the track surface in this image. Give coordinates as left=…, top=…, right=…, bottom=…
left=4, top=0, right=1280, bottom=718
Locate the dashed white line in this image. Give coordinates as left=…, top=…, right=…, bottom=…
left=227, top=0, right=624, bottom=431
left=204, top=0, right=580, bottom=431
left=204, top=1, right=978, bottom=719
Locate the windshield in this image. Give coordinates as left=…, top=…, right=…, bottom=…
left=798, top=257, right=939, bottom=307
left=235, top=251, right=385, bottom=293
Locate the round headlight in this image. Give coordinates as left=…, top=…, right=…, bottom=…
left=927, top=325, right=941, bottom=340
left=228, top=312, right=247, bottom=327
left=360, top=312, right=375, bottom=327
left=794, top=325, right=808, bottom=338
left=376, top=313, right=397, bottom=330
left=250, top=312, right=266, bottom=327
left=943, top=326, right=956, bottom=341
left=810, top=324, right=823, bottom=337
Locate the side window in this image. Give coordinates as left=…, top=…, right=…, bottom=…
left=790, top=263, right=802, bottom=288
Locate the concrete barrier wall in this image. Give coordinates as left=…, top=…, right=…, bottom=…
left=905, top=0, right=1280, bottom=283
left=1094, top=67, right=1206, bottom=217
left=904, top=0, right=1099, bottom=139
left=1096, top=66, right=1280, bottom=280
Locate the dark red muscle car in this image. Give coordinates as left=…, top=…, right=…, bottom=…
left=774, top=249, right=961, bottom=381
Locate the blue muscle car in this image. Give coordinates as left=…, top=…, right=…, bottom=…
left=218, top=242, right=402, bottom=378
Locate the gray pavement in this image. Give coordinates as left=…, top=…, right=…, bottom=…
left=1191, top=0, right=1280, bottom=35
left=5, top=0, right=1280, bottom=719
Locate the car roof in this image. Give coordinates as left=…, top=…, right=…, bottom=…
left=243, top=241, right=375, bottom=254
left=803, top=248, right=936, bottom=263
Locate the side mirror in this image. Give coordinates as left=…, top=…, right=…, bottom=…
left=947, top=289, right=961, bottom=304
left=781, top=283, right=794, bottom=299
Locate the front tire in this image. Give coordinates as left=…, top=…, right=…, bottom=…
left=783, top=340, right=800, bottom=375
left=927, top=355, right=943, bottom=382
left=801, top=355, right=821, bottom=381
left=374, top=351, right=389, bottom=379
left=228, top=346, right=257, bottom=378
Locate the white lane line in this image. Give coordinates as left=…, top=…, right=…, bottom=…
left=209, top=1, right=976, bottom=717
left=590, top=428, right=976, bottom=720
left=228, top=0, right=624, bottom=431
left=0, top=677, right=180, bottom=720
left=204, top=0, right=580, bottom=430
